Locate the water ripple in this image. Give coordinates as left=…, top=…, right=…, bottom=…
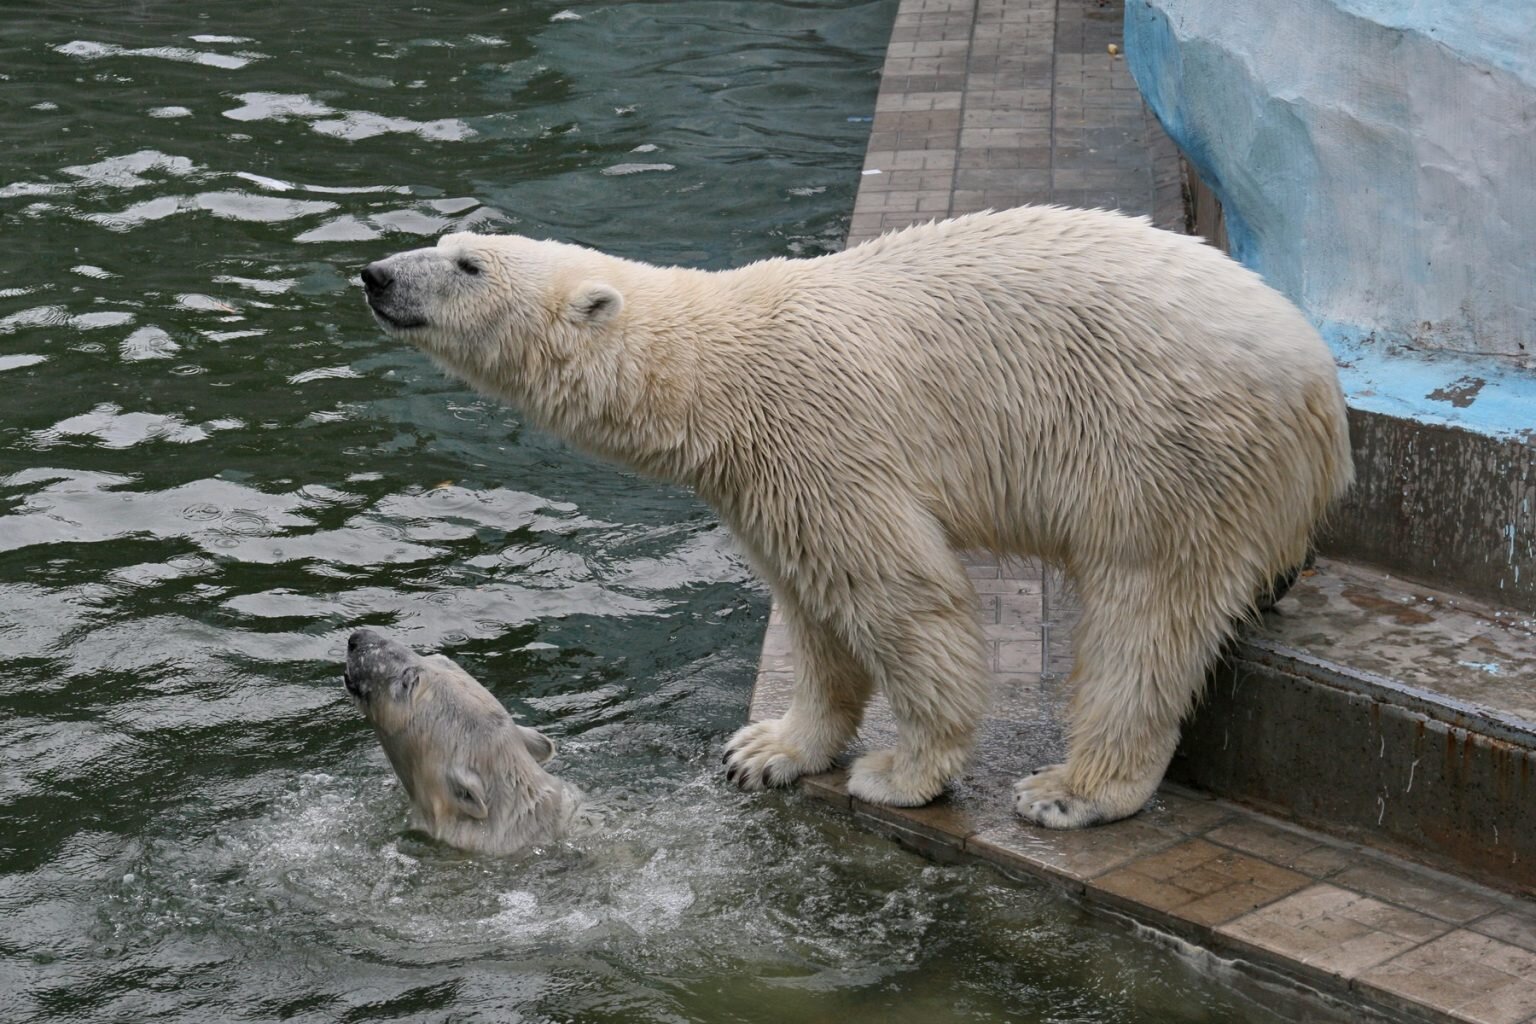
left=63, top=150, right=202, bottom=189
left=55, top=40, right=264, bottom=70
left=222, top=91, right=477, bottom=141
left=33, top=405, right=213, bottom=449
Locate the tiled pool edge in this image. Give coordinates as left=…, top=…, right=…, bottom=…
left=748, top=1, right=1536, bottom=1022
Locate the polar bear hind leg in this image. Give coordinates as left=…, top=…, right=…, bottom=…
left=1015, top=565, right=1238, bottom=827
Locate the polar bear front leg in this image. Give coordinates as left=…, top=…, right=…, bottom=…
left=724, top=603, right=873, bottom=790
left=1014, top=570, right=1226, bottom=828
left=839, top=553, right=991, bottom=807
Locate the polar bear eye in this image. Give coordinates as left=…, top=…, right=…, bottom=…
left=456, top=258, right=482, bottom=276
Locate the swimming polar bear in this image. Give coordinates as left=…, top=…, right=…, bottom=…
left=360, top=205, right=1352, bottom=829
left=343, top=629, right=582, bottom=855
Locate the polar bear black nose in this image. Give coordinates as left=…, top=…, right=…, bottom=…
left=360, top=262, right=393, bottom=296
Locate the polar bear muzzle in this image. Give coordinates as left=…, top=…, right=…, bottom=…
left=360, top=253, right=436, bottom=331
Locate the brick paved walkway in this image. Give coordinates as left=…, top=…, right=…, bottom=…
left=747, top=3, right=1536, bottom=1022
left=849, top=0, right=1183, bottom=246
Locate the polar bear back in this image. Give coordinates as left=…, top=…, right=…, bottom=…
left=696, top=206, right=1350, bottom=579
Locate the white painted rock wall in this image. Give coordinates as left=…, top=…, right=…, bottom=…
left=1127, top=0, right=1536, bottom=366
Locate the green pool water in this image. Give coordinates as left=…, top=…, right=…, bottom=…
left=0, top=2, right=1288, bottom=1021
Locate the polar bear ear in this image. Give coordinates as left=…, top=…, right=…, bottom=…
left=446, top=764, right=489, bottom=819
left=515, top=724, right=557, bottom=765
left=566, top=282, right=623, bottom=326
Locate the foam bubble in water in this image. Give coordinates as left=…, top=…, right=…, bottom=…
left=602, top=163, right=675, bottom=177
left=120, top=326, right=180, bottom=362
left=54, top=40, right=260, bottom=70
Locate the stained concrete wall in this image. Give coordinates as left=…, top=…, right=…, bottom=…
left=1126, top=0, right=1536, bottom=372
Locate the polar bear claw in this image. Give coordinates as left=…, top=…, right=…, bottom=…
left=723, top=718, right=831, bottom=790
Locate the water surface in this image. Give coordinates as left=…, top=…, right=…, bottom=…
left=1, top=3, right=1284, bottom=1021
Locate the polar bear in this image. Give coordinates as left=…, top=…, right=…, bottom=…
left=343, top=629, right=583, bottom=854
left=360, top=205, right=1352, bottom=829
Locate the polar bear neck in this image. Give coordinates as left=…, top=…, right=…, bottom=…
left=501, top=260, right=793, bottom=486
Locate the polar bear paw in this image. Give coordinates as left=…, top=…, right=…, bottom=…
left=847, top=748, right=946, bottom=807
left=1014, top=764, right=1127, bottom=829
left=723, top=719, right=832, bottom=790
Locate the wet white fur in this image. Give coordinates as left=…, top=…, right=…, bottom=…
left=373, top=205, right=1352, bottom=827
left=357, top=651, right=582, bottom=854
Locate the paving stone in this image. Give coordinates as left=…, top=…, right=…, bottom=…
left=1331, top=861, right=1506, bottom=924
left=748, top=667, right=793, bottom=720
left=989, top=673, right=1051, bottom=721
left=799, top=768, right=851, bottom=810
left=1474, top=904, right=1536, bottom=955
left=1217, top=884, right=1450, bottom=981
left=1089, top=838, right=1311, bottom=926
left=1359, top=930, right=1536, bottom=1023
left=1141, top=786, right=1232, bottom=835
left=969, top=813, right=1183, bottom=886
left=1204, top=817, right=1355, bottom=878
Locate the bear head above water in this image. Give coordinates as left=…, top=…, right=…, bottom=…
left=343, top=628, right=582, bottom=856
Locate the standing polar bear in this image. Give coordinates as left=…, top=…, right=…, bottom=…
left=362, top=206, right=1351, bottom=829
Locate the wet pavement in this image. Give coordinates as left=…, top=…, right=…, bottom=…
left=1264, top=560, right=1536, bottom=726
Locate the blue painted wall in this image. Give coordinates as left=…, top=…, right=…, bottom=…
left=1127, top=0, right=1536, bottom=440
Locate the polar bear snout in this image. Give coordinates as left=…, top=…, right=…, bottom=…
left=348, top=627, right=382, bottom=653
left=360, top=253, right=433, bottom=331
left=342, top=628, right=419, bottom=709
left=360, top=262, right=394, bottom=301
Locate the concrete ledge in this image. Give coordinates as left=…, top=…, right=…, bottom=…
left=752, top=559, right=1536, bottom=1024
left=1321, top=405, right=1536, bottom=613
left=1173, top=561, right=1536, bottom=892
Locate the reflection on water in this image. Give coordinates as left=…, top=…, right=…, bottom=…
left=1, top=1, right=1281, bottom=1021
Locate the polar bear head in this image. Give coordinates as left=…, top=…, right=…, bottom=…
left=342, top=628, right=578, bottom=856
left=362, top=231, right=715, bottom=476
left=360, top=232, right=625, bottom=403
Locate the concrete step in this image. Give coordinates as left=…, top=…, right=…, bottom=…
left=1174, top=556, right=1536, bottom=893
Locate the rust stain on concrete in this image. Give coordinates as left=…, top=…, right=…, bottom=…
left=1425, top=375, right=1488, bottom=408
